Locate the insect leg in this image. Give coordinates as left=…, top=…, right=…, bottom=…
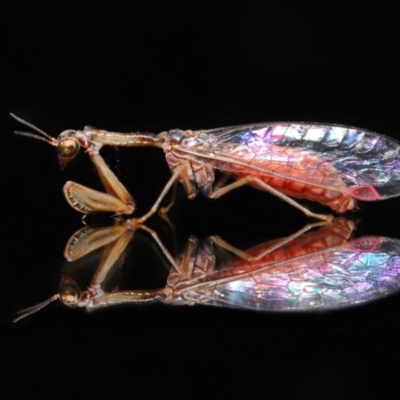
left=62, top=222, right=171, bottom=312
left=63, top=181, right=135, bottom=214
left=159, top=180, right=178, bottom=215
left=77, top=223, right=169, bottom=310
left=89, top=228, right=133, bottom=290
left=208, top=176, right=334, bottom=222
left=136, top=224, right=180, bottom=272
left=66, top=225, right=162, bottom=311
left=62, top=151, right=137, bottom=215
left=64, top=224, right=131, bottom=261
left=63, top=163, right=184, bottom=218
left=133, top=167, right=183, bottom=224
left=212, top=173, right=230, bottom=192
left=88, top=152, right=135, bottom=208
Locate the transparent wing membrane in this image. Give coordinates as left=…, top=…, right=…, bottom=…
left=180, top=123, right=400, bottom=200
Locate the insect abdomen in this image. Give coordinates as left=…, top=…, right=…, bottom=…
left=219, top=160, right=355, bottom=213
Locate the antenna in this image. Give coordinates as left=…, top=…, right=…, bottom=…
left=13, top=294, right=59, bottom=323
left=10, top=113, right=57, bottom=146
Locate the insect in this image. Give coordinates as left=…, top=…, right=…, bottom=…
left=14, top=218, right=400, bottom=320
left=11, top=113, right=400, bottom=222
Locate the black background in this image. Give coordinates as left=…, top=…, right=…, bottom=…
left=2, top=2, right=400, bottom=398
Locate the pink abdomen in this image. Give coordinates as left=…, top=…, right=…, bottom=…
left=215, top=151, right=355, bottom=213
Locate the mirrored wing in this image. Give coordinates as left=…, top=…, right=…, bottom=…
left=176, top=236, right=400, bottom=311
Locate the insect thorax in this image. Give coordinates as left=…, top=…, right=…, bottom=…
left=163, top=129, right=215, bottom=197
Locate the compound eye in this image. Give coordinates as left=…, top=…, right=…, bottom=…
left=59, top=283, right=82, bottom=307
left=57, top=130, right=80, bottom=158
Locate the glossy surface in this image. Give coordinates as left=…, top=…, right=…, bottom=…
left=165, top=219, right=400, bottom=310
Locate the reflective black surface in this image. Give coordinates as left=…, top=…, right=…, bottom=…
left=3, top=2, right=400, bottom=398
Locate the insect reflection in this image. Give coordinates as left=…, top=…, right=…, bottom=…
left=14, top=218, right=400, bottom=321
left=11, top=113, right=400, bottom=222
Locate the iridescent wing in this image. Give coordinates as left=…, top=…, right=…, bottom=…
left=177, top=235, right=400, bottom=311
left=181, top=123, right=400, bottom=201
